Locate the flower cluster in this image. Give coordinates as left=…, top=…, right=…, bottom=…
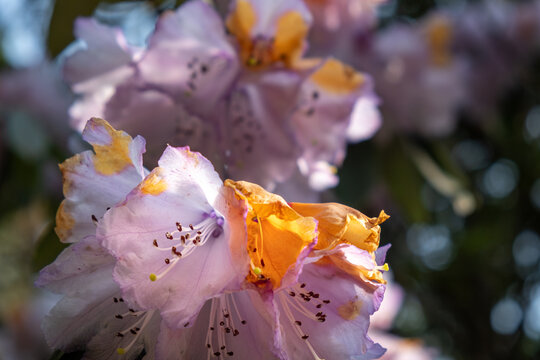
left=37, top=119, right=389, bottom=359
left=64, top=0, right=381, bottom=194
left=309, top=0, right=540, bottom=138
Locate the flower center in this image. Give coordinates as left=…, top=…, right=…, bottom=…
left=148, top=211, right=224, bottom=282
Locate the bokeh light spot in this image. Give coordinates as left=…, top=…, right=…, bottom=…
left=490, top=298, right=523, bottom=335
left=513, top=230, right=540, bottom=267
left=530, top=179, right=540, bottom=210
left=407, top=224, right=453, bottom=270
left=482, top=159, right=519, bottom=199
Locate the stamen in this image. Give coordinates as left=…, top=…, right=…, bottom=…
left=114, top=310, right=155, bottom=356
left=150, top=213, right=225, bottom=282
left=278, top=292, right=324, bottom=360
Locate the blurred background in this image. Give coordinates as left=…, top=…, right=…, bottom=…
left=1, top=0, right=539, bottom=359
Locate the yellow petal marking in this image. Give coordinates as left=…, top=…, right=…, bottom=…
left=226, top=1, right=308, bottom=68
left=310, top=58, right=365, bottom=94
left=139, top=168, right=167, bottom=195
left=90, top=118, right=132, bottom=175
left=425, top=15, right=453, bottom=67
left=58, top=153, right=83, bottom=196
left=226, top=0, right=257, bottom=65
left=272, top=10, right=309, bottom=66
left=225, top=180, right=317, bottom=289
left=338, top=299, right=363, bottom=320
left=55, top=201, right=75, bottom=242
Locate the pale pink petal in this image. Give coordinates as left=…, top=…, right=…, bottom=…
left=102, top=82, right=220, bottom=166
left=37, top=237, right=118, bottom=351
left=221, top=71, right=302, bottom=190
left=64, top=18, right=135, bottom=92
left=291, top=61, right=374, bottom=189
left=36, top=236, right=114, bottom=294
left=98, top=147, right=249, bottom=329
left=139, top=1, right=239, bottom=114
left=55, top=118, right=146, bottom=244
left=347, top=95, right=382, bottom=142
left=155, top=291, right=281, bottom=359
left=84, top=310, right=161, bottom=360
left=276, top=259, right=386, bottom=359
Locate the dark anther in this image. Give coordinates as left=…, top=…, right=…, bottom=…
left=189, top=224, right=194, bottom=230
left=221, top=346, right=226, bottom=350
left=289, top=291, right=295, bottom=297
left=207, top=344, right=211, bottom=348
left=119, top=298, right=124, bottom=302
left=252, top=248, right=257, bottom=252
left=252, top=216, right=258, bottom=223
left=176, top=223, right=182, bottom=231
left=172, top=247, right=182, bottom=257
left=113, top=297, right=118, bottom=303
left=233, top=329, right=239, bottom=336
left=210, top=327, right=214, bottom=331
left=197, top=231, right=202, bottom=235
left=302, top=335, right=309, bottom=340
left=316, top=304, right=322, bottom=309
left=165, top=258, right=170, bottom=264
left=312, top=91, right=319, bottom=100
left=220, top=321, right=225, bottom=326
left=129, top=309, right=135, bottom=312
left=115, top=314, right=123, bottom=319
left=313, top=293, right=320, bottom=299
left=225, top=328, right=231, bottom=333
left=116, top=332, right=124, bottom=337
left=91, top=214, right=98, bottom=223
left=295, top=320, right=302, bottom=326
left=323, top=300, right=330, bottom=304
left=300, top=283, right=306, bottom=288
left=165, top=232, right=173, bottom=240
left=214, top=352, right=221, bottom=356
left=184, top=322, right=190, bottom=327
left=227, top=351, right=234, bottom=356
left=241, top=320, right=246, bottom=325
left=201, top=64, right=208, bottom=73
left=153, top=239, right=158, bottom=247
left=130, top=329, right=137, bottom=335
left=261, top=259, right=265, bottom=267
left=318, top=317, right=326, bottom=322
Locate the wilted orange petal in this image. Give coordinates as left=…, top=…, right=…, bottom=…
left=290, top=202, right=389, bottom=252
left=225, top=180, right=317, bottom=289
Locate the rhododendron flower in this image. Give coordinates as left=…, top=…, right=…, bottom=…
left=38, top=119, right=389, bottom=359
left=64, top=0, right=380, bottom=192
left=36, top=118, right=160, bottom=358
left=361, top=13, right=466, bottom=137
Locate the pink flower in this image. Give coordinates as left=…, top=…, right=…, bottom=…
left=63, top=0, right=379, bottom=191
left=38, top=119, right=389, bottom=359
